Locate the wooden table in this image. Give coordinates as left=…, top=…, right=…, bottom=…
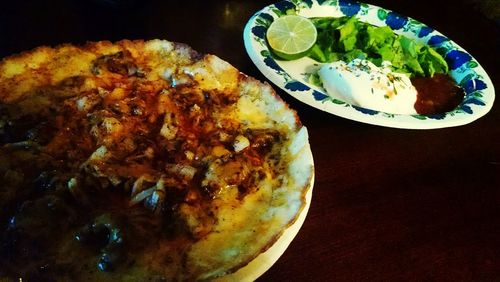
left=1, top=0, right=498, bottom=280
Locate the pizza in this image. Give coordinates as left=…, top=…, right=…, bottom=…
left=0, top=39, right=313, bottom=280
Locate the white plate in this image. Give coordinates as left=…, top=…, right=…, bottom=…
left=243, top=0, right=495, bottom=129
left=216, top=143, right=314, bottom=282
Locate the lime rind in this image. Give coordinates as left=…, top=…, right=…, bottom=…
left=266, top=15, right=317, bottom=60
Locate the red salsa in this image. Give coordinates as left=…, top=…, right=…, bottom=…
left=411, top=74, right=465, bottom=115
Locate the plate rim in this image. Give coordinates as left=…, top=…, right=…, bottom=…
left=243, top=0, right=495, bottom=129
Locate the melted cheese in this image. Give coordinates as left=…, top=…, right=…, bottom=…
left=0, top=39, right=313, bottom=281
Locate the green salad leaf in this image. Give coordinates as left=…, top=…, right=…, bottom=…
left=339, top=16, right=358, bottom=51
left=308, top=16, right=448, bottom=77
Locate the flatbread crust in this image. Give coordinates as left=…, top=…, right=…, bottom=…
left=0, top=39, right=313, bottom=280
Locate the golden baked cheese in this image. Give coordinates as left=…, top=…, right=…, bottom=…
left=0, top=39, right=313, bottom=281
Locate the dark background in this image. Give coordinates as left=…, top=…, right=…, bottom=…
left=1, top=0, right=499, bottom=281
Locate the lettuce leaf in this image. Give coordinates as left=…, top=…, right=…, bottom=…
left=399, top=36, right=424, bottom=76
left=338, top=16, right=359, bottom=51
left=419, top=46, right=449, bottom=76
left=365, top=25, right=395, bottom=51
left=308, top=16, right=449, bottom=77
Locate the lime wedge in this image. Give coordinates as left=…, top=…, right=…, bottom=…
left=266, top=15, right=317, bottom=60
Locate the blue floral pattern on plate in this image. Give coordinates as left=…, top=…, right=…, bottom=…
left=339, top=0, right=361, bottom=16
left=243, top=0, right=495, bottom=129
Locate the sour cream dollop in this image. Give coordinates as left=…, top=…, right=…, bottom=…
left=318, top=59, right=418, bottom=115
